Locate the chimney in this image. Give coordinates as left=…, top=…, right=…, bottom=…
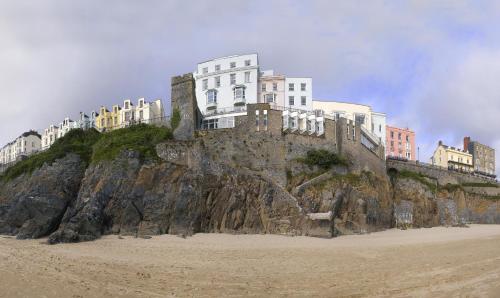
left=438, top=140, right=443, bottom=146
left=464, top=136, right=470, bottom=152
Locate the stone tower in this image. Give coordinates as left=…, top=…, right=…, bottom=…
left=171, top=73, right=199, bottom=140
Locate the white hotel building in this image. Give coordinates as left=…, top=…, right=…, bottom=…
left=194, top=54, right=315, bottom=130
left=0, top=131, right=42, bottom=165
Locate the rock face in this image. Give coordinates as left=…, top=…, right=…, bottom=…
left=291, top=171, right=393, bottom=236
left=392, top=176, right=500, bottom=227
left=0, top=140, right=498, bottom=244
left=48, top=150, right=306, bottom=244
left=0, top=154, right=85, bottom=239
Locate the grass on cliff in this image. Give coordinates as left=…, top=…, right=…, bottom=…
left=91, top=124, right=173, bottom=163
left=1, top=124, right=173, bottom=181
left=298, top=149, right=348, bottom=170
left=461, top=182, right=499, bottom=188
left=1, top=129, right=101, bottom=181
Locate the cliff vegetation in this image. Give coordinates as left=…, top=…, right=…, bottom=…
left=1, top=124, right=173, bottom=181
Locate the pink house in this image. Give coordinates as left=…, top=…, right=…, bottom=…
left=386, top=125, right=416, bottom=160
left=258, top=71, right=285, bottom=108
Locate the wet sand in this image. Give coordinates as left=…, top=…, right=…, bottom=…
left=1, top=225, right=500, bottom=297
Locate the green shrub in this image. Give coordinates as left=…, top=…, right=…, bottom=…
left=91, top=124, right=172, bottom=163
left=1, top=129, right=101, bottom=181
left=170, top=108, right=181, bottom=130
left=301, top=149, right=348, bottom=170
left=461, top=182, right=499, bottom=188
left=439, top=183, right=464, bottom=193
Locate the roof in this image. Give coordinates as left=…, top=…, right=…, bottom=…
left=197, top=53, right=258, bottom=65
left=313, top=99, right=372, bottom=109
left=21, top=130, right=41, bottom=139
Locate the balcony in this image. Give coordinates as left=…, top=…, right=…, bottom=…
left=233, top=97, right=246, bottom=106
left=206, top=101, right=217, bottom=110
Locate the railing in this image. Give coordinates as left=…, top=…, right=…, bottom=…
left=204, top=106, right=247, bottom=117
left=96, top=116, right=171, bottom=132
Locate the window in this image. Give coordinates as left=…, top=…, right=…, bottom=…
left=289, top=96, right=295, bottom=105
left=261, top=83, right=267, bottom=92
left=355, top=114, right=365, bottom=125
left=114, top=107, right=118, bottom=113
left=288, top=83, right=294, bottom=91
left=398, top=133, right=401, bottom=140
left=406, top=135, right=409, bottom=142
left=114, top=117, right=117, bottom=125
left=139, top=110, right=143, bottom=120
left=263, top=110, right=268, bottom=131
left=245, top=60, right=251, bottom=66
left=215, top=76, right=221, bottom=87
left=202, top=67, right=208, bottom=74
left=202, top=79, right=208, bottom=90
left=379, top=124, right=382, bottom=132
left=391, top=131, right=394, bottom=138
left=215, top=64, right=221, bottom=71
left=273, top=83, right=277, bottom=91
left=244, top=72, right=250, bottom=83
left=234, top=86, right=245, bottom=100
left=230, top=73, right=236, bottom=85
left=139, top=100, right=144, bottom=108
left=301, top=83, right=306, bottom=91
left=301, top=96, right=306, bottom=106
left=265, top=93, right=275, bottom=103
left=230, top=62, right=236, bottom=68
left=207, top=89, right=217, bottom=104
left=255, top=110, right=260, bottom=131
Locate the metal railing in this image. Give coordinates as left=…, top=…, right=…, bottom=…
left=95, top=116, right=171, bottom=132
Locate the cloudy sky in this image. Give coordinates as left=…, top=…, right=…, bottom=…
left=1, top=0, right=499, bottom=175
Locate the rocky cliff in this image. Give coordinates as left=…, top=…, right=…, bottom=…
left=0, top=141, right=498, bottom=243
left=392, top=176, right=500, bottom=228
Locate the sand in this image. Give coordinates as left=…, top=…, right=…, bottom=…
left=1, top=225, right=500, bottom=298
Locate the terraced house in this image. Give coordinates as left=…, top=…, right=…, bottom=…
left=431, top=141, right=473, bottom=172
left=95, top=106, right=112, bottom=132
left=0, top=131, right=41, bottom=165
left=57, top=117, right=77, bottom=138
left=41, top=125, right=59, bottom=150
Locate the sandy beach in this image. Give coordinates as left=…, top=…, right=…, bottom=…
left=1, top=225, right=500, bottom=297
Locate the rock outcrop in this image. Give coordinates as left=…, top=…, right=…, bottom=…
left=392, top=176, right=500, bottom=227
left=47, top=150, right=306, bottom=244
left=0, top=154, right=85, bottom=239
left=0, top=140, right=498, bottom=244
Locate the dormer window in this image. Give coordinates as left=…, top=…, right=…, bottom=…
left=202, top=67, right=208, bottom=74
left=125, top=101, right=129, bottom=109
left=215, top=64, right=221, bottom=71
left=207, top=89, right=217, bottom=104
left=139, top=100, right=144, bottom=108
left=230, top=62, right=236, bottom=68
left=245, top=59, right=251, bottom=66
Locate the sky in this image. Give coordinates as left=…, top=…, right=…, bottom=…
left=1, top=0, right=499, bottom=175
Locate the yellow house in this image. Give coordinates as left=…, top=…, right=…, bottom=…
left=95, top=106, right=112, bottom=132
left=110, top=104, right=122, bottom=130
left=431, top=141, right=473, bottom=172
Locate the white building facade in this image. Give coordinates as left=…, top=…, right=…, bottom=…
left=285, top=77, right=313, bottom=111
left=194, top=54, right=259, bottom=115
left=58, top=117, right=77, bottom=138
left=120, top=98, right=165, bottom=127
left=194, top=54, right=316, bottom=130
left=312, top=100, right=386, bottom=146
left=41, top=125, right=59, bottom=150
left=0, top=131, right=41, bottom=165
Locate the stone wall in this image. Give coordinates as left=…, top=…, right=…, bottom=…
left=387, top=159, right=496, bottom=185
left=336, top=118, right=386, bottom=177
